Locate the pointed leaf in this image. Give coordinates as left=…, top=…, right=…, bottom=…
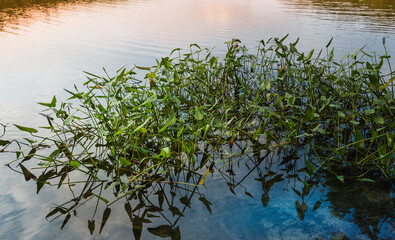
left=88, top=220, right=95, bottom=235
left=245, top=191, right=254, bottom=198
left=148, top=225, right=173, bottom=238
left=199, top=197, right=212, bottom=214
left=171, top=226, right=181, bottom=240
left=20, top=164, right=36, bottom=181
left=14, top=124, right=38, bottom=133
left=61, top=213, right=71, bottom=230
left=99, top=208, right=111, bottom=234
left=313, top=201, right=321, bottom=211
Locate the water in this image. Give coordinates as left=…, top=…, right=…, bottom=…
left=0, top=0, right=394, bottom=239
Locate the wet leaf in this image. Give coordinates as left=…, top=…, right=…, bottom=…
left=148, top=225, right=173, bottom=238
left=99, top=208, right=111, bottom=234
left=199, top=197, right=212, bottom=214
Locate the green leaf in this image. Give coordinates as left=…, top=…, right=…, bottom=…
left=135, top=65, right=151, bottom=70
left=14, top=124, right=38, bottom=133
left=63, top=114, right=74, bottom=125
left=93, top=194, right=109, bottom=204
left=373, top=115, right=384, bottom=125
left=70, top=161, right=80, bottom=168
left=365, top=109, right=375, bottom=115
left=120, top=157, right=131, bottom=166
left=302, top=109, right=315, bottom=123
left=357, top=178, right=375, bottom=183
left=194, top=106, right=203, bottom=121
left=337, top=111, right=346, bottom=118
left=38, top=95, right=57, bottom=108
left=336, top=175, right=344, bottom=183
left=160, top=147, right=171, bottom=158
left=326, top=37, right=333, bottom=48
left=133, top=117, right=152, bottom=134
left=354, top=129, right=364, bottom=148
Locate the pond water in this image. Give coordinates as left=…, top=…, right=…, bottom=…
left=0, top=0, right=394, bottom=239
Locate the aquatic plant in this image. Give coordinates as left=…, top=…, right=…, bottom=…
left=5, top=35, right=394, bottom=237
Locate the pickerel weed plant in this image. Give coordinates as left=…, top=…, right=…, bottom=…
left=7, top=36, right=395, bottom=207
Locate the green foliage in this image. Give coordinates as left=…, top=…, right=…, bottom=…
left=9, top=36, right=395, bottom=204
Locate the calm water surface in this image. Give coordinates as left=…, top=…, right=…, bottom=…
left=0, top=0, right=394, bottom=239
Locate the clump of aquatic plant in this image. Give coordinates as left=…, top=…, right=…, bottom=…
left=8, top=36, right=394, bottom=201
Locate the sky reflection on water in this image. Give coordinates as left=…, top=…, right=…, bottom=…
left=0, top=0, right=394, bottom=239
